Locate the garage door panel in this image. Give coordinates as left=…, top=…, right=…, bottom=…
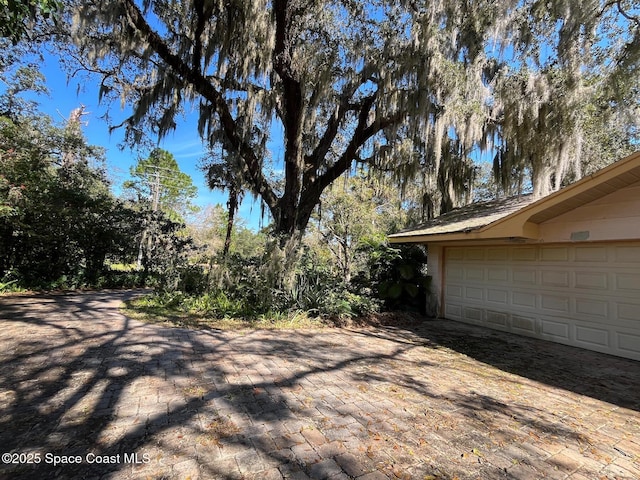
left=465, top=267, right=484, bottom=281
left=512, top=291, right=536, bottom=308
left=616, top=273, right=640, bottom=291
left=487, top=248, right=508, bottom=261
left=464, top=248, right=485, bottom=261
left=616, top=303, right=640, bottom=323
left=618, top=332, right=640, bottom=355
left=513, top=269, right=536, bottom=284
left=464, top=286, right=483, bottom=301
left=575, top=325, right=609, bottom=348
left=445, top=303, right=462, bottom=318
left=541, top=247, right=569, bottom=261
left=512, top=248, right=537, bottom=261
left=615, top=246, right=640, bottom=263
left=487, top=310, right=508, bottom=326
left=444, top=243, right=640, bottom=361
left=488, top=268, right=508, bottom=282
left=541, top=294, right=570, bottom=313
left=447, top=285, right=463, bottom=298
left=541, top=270, right=570, bottom=287
left=575, top=271, right=608, bottom=289
left=511, top=315, right=536, bottom=333
left=575, top=297, right=608, bottom=318
left=575, top=246, right=608, bottom=262
left=541, top=319, right=570, bottom=339
left=487, top=289, right=508, bottom=304
left=447, top=265, right=464, bottom=280
left=463, top=307, right=483, bottom=322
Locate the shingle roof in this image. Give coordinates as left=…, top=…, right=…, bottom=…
left=390, top=194, right=536, bottom=238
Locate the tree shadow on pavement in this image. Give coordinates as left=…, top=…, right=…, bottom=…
left=360, top=314, right=640, bottom=412
left=0, top=293, right=638, bottom=480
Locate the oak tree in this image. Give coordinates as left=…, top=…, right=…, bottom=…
left=65, top=0, right=640, bottom=237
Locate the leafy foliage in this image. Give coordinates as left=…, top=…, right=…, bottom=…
left=355, top=240, right=430, bottom=314
left=135, top=208, right=199, bottom=292
left=0, top=111, right=141, bottom=286
left=0, top=0, right=60, bottom=43
left=123, top=148, right=199, bottom=222
left=0, top=62, right=196, bottom=290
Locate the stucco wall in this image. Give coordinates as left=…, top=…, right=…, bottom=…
left=425, top=244, right=443, bottom=317
left=539, top=180, right=640, bottom=243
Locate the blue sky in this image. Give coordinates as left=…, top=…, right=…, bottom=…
left=34, top=52, right=266, bottom=229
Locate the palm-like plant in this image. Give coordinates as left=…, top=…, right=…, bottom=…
left=204, top=151, right=246, bottom=257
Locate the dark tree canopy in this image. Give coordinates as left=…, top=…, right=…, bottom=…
left=63, top=0, right=640, bottom=236
left=1, top=0, right=60, bottom=43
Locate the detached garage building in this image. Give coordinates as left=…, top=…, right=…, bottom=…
left=389, top=152, right=640, bottom=361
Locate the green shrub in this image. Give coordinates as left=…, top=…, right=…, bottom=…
left=177, top=264, right=207, bottom=294
left=134, top=243, right=382, bottom=320
left=184, top=291, right=248, bottom=317
left=96, top=271, right=148, bottom=289
left=354, top=240, right=430, bottom=313
left=0, top=271, right=21, bottom=293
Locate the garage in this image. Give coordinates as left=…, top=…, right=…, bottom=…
left=389, top=151, right=640, bottom=361
left=443, top=243, right=640, bottom=360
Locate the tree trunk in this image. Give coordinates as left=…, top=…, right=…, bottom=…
left=222, top=186, right=238, bottom=257
left=85, top=251, right=106, bottom=284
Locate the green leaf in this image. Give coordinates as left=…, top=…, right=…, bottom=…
left=398, top=264, right=414, bottom=280
left=404, top=283, right=419, bottom=298
left=386, top=283, right=403, bottom=299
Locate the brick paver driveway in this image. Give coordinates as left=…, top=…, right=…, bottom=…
left=0, top=291, right=638, bottom=480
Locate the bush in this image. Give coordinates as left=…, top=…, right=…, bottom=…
left=0, top=271, right=21, bottom=294
left=96, top=270, right=148, bottom=289
left=184, top=291, right=248, bottom=317
left=354, top=240, right=430, bottom=313
left=177, top=264, right=207, bottom=295
left=137, top=244, right=382, bottom=320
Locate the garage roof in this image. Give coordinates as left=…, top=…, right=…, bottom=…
left=389, top=151, right=640, bottom=244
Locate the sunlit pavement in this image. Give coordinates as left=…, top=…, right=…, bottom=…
left=0, top=291, right=638, bottom=479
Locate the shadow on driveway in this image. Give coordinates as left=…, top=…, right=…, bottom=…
left=362, top=316, right=640, bottom=412
left=0, top=291, right=638, bottom=480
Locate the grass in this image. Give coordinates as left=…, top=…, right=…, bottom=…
left=123, top=293, right=425, bottom=331
left=0, top=276, right=27, bottom=295
left=122, top=295, right=330, bottom=330
left=107, top=263, right=140, bottom=272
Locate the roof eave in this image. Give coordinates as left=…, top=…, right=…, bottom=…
left=389, top=221, right=539, bottom=244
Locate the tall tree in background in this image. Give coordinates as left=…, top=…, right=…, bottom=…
left=203, top=149, right=246, bottom=257
left=123, top=148, right=198, bottom=222
left=65, top=0, right=639, bottom=237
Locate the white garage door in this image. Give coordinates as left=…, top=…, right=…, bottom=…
left=443, top=243, right=640, bottom=361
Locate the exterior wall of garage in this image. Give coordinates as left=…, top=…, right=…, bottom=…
left=538, top=180, right=640, bottom=243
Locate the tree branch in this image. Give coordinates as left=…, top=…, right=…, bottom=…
left=616, top=0, right=640, bottom=27
left=294, top=93, right=404, bottom=231
left=304, top=72, right=376, bottom=176
left=118, top=0, right=279, bottom=213
left=316, top=97, right=402, bottom=193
